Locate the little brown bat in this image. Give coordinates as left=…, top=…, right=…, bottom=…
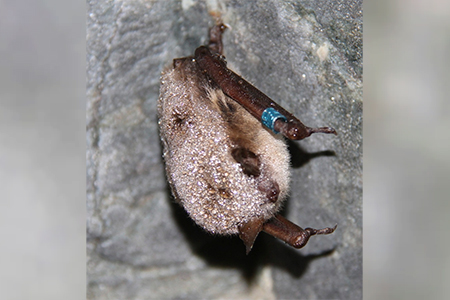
left=158, top=24, right=337, bottom=254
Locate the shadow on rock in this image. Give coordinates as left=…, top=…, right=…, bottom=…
left=287, top=139, right=336, bottom=169
left=260, top=234, right=336, bottom=278
left=168, top=186, right=336, bottom=283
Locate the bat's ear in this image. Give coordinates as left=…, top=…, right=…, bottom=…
left=238, top=217, right=264, bottom=254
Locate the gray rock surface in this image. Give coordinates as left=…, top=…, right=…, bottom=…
left=87, top=0, right=362, bottom=299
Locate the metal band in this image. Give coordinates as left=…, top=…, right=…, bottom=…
left=261, top=107, right=287, bottom=134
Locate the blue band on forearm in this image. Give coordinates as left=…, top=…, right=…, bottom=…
left=261, top=107, right=287, bottom=134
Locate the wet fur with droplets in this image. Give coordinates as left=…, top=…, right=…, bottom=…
left=159, top=58, right=290, bottom=235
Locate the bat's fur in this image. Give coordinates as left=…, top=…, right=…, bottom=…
left=158, top=57, right=290, bottom=236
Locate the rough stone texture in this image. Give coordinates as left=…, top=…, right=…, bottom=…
left=87, top=0, right=362, bottom=299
